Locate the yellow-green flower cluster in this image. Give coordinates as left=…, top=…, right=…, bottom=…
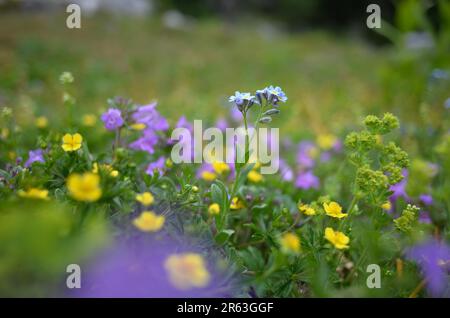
left=394, top=204, right=419, bottom=232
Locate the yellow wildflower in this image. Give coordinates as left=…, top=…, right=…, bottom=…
left=323, top=201, right=347, bottom=219
left=18, top=188, right=49, bottom=200
left=247, top=170, right=263, bottom=183
left=317, top=134, right=337, bottom=150
left=67, top=172, right=102, bottom=202
left=212, top=161, right=230, bottom=175
left=35, top=116, right=48, bottom=128
left=191, top=186, right=199, bottom=193
left=208, top=203, right=220, bottom=215
left=201, top=171, right=217, bottom=182
left=164, top=253, right=210, bottom=290
left=82, top=114, right=97, bottom=127
left=298, top=203, right=316, bottom=216
left=136, top=192, right=154, bottom=206
left=92, top=162, right=119, bottom=177
left=280, top=232, right=301, bottom=253
left=324, top=227, right=350, bottom=249
left=230, top=197, right=245, bottom=210
left=133, top=211, right=165, bottom=232
left=165, top=158, right=173, bottom=168
left=129, top=123, right=146, bottom=131
left=62, top=133, right=83, bottom=152
left=381, top=201, right=391, bottom=211
left=1, top=127, right=9, bottom=139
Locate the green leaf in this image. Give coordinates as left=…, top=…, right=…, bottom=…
left=215, top=229, right=235, bottom=245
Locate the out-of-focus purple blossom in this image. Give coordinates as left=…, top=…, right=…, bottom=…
left=278, top=159, right=294, bottom=182
left=146, top=156, right=166, bottom=176
left=430, top=69, right=449, bottom=81
left=71, top=239, right=233, bottom=298
left=320, top=151, right=332, bottom=162
left=445, top=98, right=450, bottom=109
left=418, top=211, right=432, bottom=224
left=129, top=129, right=159, bottom=154
left=419, top=194, right=433, bottom=206
left=132, top=102, right=169, bottom=131
left=406, top=239, right=450, bottom=297
left=175, top=116, right=193, bottom=132
left=215, top=118, right=229, bottom=132
left=296, top=141, right=317, bottom=169
left=24, top=149, right=45, bottom=168
left=333, top=139, right=343, bottom=152
left=295, top=170, right=320, bottom=190
left=101, top=108, right=124, bottom=130
left=389, top=169, right=409, bottom=201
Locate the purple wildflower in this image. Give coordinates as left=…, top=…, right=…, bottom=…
left=101, top=108, right=124, bottom=130
left=215, top=118, right=229, bottom=132
left=132, top=102, right=169, bottom=131
left=24, top=149, right=45, bottom=168
left=146, top=156, right=166, bottom=176
left=389, top=169, right=409, bottom=201
left=406, top=239, right=450, bottom=297
left=296, top=141, right=317, bottom=169
left=230, top=106, right=242, bottom=122
left=129, top=129, right=159, bottom=154
left=419, top=194, right=433, bottom=206
left=295, top=170, right=320, bottom=190
left=278, top=159, right=294, bottom=182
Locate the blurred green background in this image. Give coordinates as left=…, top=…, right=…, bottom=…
left=0, top=0, right=448, bottom=140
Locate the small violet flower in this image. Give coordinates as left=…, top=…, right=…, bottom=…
left=25, top=149, right=45, bottom=168
left=146, top=156, right=166, bottom=176
left=295, top=170, right=320, bottom=190
left=406, top=239, right=450, bottom=297
left=101, top=108, right=124, bottom=131
left=132, top=102, right=169, bottom=131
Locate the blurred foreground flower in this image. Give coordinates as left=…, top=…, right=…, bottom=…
left=18, top=188, right=49, bottom=200
left=72, top=239, right=233, bottom=297
left=67, top=172, right=102, bottom=202
left=136, top=192, right=154, bottom=206
left=133, top=211, right=165, bottom=232
left=406, top=239, right=450, bottom=297
left=165, top=253, right=211, bottom=290
left=280, top=232, right=300, bottom=254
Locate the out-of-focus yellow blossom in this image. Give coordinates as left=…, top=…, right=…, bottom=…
left=8, top=151, right=16, bottom=160
left=212, top=161, right=230, bottom=175
left=280, top=232, right=301, bottom=253
left=247, top=170, right=263, bottom=183
left=35, top=116, right=48, bottom=128
left=136, top=192, right=154, bottom=206
left=129, top=123, right=146, bottom=130
left=62, top=133, right=83, bottom=152
left=324, top=227, right=350, bottom=249
left=164, top=253, right=210, bottom=290
left=375, top=134, right=383, bottom=145
left=133, top=211, right=165, bottom=232
left=298, top=203, right=316, bottom=216
left=18, top=188, right=49, bottom=200
left=82, top=114, right=97, bottom=127
left=381, top=201, right=391, bottom=211
left=1, top=127, right=9, bottom=139
left=165, top=158, right=173, bottom=168
left=201, top=171, right=217, bottom=182
left=208, top=203, right=220, bottom=215
left=67, top=172, right=102, bottom=202
left=308, top=146, right=319, bottom=158
left=323, top=201, right=347, bottom=219
left=230, top=197, right=245, bottom=210
left=191, top=186, right=199, bottom=193
left=92, top=162, right=119, bottom=177
left=317, top=134, right=337, bottom=150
